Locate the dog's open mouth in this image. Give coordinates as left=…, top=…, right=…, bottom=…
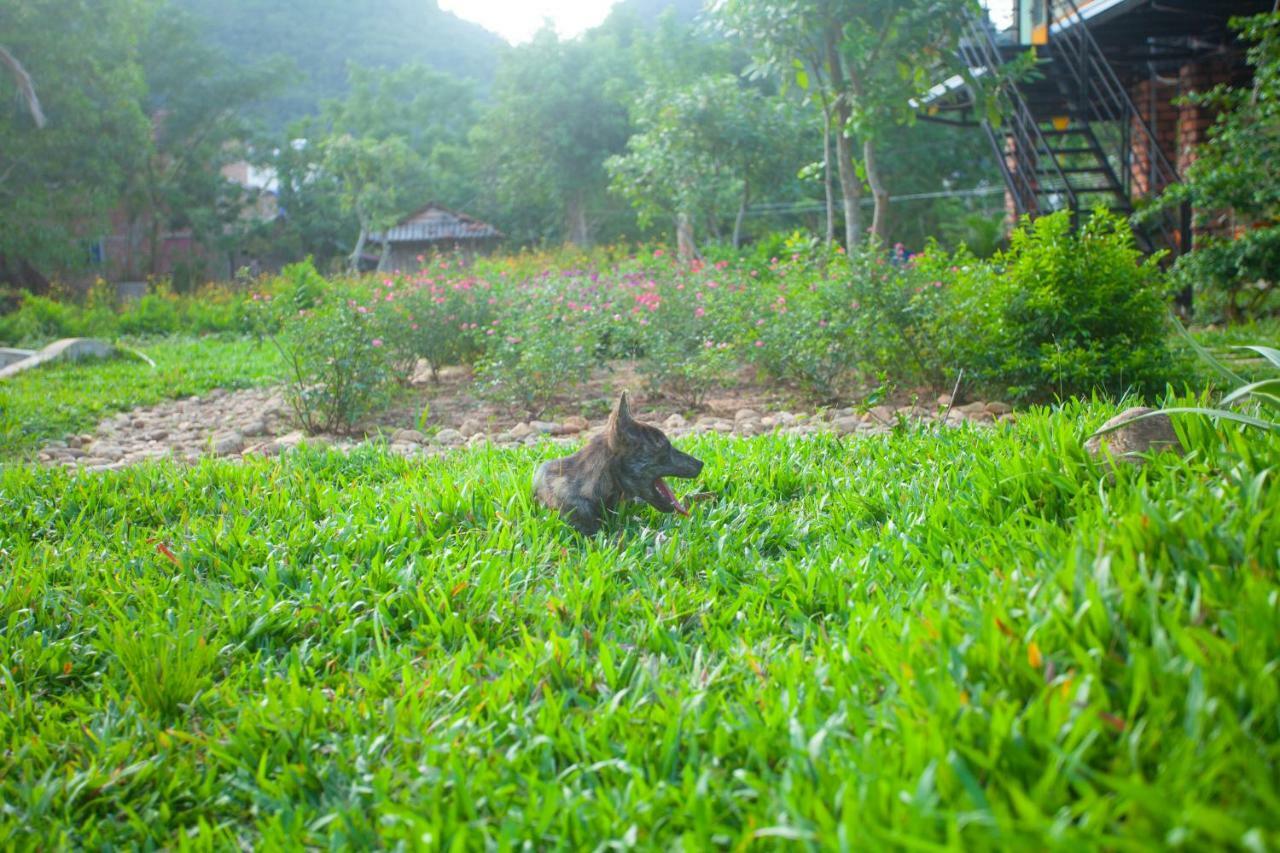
left=653, top=477, right=689, bottom=516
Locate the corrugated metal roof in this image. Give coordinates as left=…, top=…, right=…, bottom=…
left=371, top=204, right=502, bottom=243
left=371, top=221, right=501, bottom=243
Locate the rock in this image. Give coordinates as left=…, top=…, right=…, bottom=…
left=868, top=405, right=895, bottom=423
left=530, top=420, right=559, bottom=434
left=663, top=413, right=688, bottom=431
left=775, top=411, right=798, bottom=426
left=434, top=428, right=465, bottom=446
left=459, top=417, right=485, bottom=437
left=985, top=401, right=1011, bottom=416
left=509, top=422, right=534, bottom=439
left=90, top=444, right=124, bottom=462
left=958, top=401, right=988, bottom=415
left=437, top=365, right=468, bottom=381
left=388, top=442, right=418, bottom=456
left=560, top=415, right=590, bottom=434
left=965, top=410, right=994, bottom=423
left=241, top=420, right=267, bottom=438
left=832, top=416, right=861, bottom=434
left=760, top=416, right=776, bottom=428
left=937, top=394, right=952, bottom=407
left=147, top=428, right=170, bottom=441
left=66, top=434, right=83, bottom=448
left=734, top=408, right=761, bottom=423
left=735, top=420, right=764, bottom=436
left=211, top=431, right=244, bottom=456
left=263, top=430, right=306, bottom=456
left=391, top=428, right=427, bottom=445
left=1084, top=407, right=1183, bottom=465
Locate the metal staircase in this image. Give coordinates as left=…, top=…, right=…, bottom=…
left=960, top=0, right=1190, bottom=257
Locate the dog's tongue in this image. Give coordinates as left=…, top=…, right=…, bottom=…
left=654, top=478, right=689, bottom=516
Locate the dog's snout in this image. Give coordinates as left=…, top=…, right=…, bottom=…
left=673, top=449, right=704, bottom=478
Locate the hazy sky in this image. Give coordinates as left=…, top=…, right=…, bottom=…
left=438, top=0, right=621, bottom=44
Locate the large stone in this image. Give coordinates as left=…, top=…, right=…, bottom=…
left=509, top=422, right=535, bottom=439
left=958, top=401, right=988, bottom=415
left=1084, top=407, right=1183, bottom=465
left=734, top=408, right=761, bottom=423
left=241, top=420, right=267, bottom=438
left=663, top=413, right=688, bottom=431
left=832, top=416, right=861, bottom=434
left=530, top=420, right=559, bottom=434
left=90, top=444, right=124, bottom=461
left=391, top=428, right=427, bottom=445
left=434, top=428, right=465, bottom=446
left=560, top=415, right=590, bottom=434
left=459, top=417, right=485, bottom=437
left=986, top=401, right=1012, bottom=416
left=868, top=405, right=895, bottom=423
left=211, top=431, right=245, bottom=456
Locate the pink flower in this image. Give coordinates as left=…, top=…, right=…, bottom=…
left=756, top=318, right=766, bottom=327
left=371, top=338, right=383, bottom=347
left=411, top=323, right=420, bottom=330
left=694, top=307, right=705, bottom=318
left=818, top=319, right=828, bottom=328
left=486, top=328, right=495, bottom=335
left=385, top=292, right=394, bottom=301
left=356, top=306, right=369, bottom=314
left=653, top=249, right=665, bottom=258
left=754, top=340, right=764, bottom=347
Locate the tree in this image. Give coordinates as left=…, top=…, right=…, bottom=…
left=607, top=75, right=804, bottom=255
left=322, top=134, right=420, bottom=272
left=120, top=8, right=285, bottom=283
left=470, top=30, right=633, bottom=246
left=716, top=0, right=976, bottom=245
left=1145, top=11, right=1280, bottom=320
left=0, top=0, right=150, bottom=288
left=0, top=45, right=45, bottom=128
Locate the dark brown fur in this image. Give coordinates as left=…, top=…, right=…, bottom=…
left=533, top=392, right=703, bottom=534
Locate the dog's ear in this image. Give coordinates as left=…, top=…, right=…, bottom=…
left=607, top=391, right=636, bottom=447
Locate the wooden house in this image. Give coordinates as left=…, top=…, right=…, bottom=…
left=365, top=204, right=503, bottom=271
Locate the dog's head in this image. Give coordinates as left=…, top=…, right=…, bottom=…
left=607, top=392, right=703, bottom=515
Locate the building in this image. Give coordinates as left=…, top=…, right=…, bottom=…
left=926, top=0, right=1271, bottom=278
left=363, top=204, right=503, bottom=271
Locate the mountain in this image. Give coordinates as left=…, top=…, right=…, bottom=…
left=174, top=0, right=507, bottom=126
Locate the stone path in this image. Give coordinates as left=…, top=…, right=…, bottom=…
left=36, top=384, right=1013, bottom=473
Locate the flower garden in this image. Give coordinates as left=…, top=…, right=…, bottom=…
left=2, top=213, right=1279, bottom=848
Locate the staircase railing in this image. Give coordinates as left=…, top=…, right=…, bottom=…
left=1048, top=0, right=1190, bottom=254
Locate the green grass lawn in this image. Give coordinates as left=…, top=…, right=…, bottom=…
left=0, top=335, right=280, bottom=459
left=2, top=402, right=1276, bottom=848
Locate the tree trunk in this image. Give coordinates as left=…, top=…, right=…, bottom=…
left=733, top=178, right=750, bottom=250
left=676, top=212, right=697, bottom=262
left=349, top=225, right=368, bottom=273
left=825, top=32, right=862, bottom=249
left=565, top=189, right=590, bottom=246
left=821, top=106, right=835, bottom=247
left=863, top=138, right=891, bottom=243
left=376, top=235, right=392, bottom=272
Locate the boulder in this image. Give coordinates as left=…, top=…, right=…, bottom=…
left=391, top=428, right=427, bottom=445
left=1084, top=407, right=1183, bottom=465
left=211, top=431, right=245, bottom=456
left=434, top=428, right=465, bottom=446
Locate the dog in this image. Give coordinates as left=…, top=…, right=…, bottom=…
left=533, top=392, right=704, bottom=535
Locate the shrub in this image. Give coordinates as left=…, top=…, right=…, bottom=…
left=390, top=272, right=495, bottom=381
left=262, top=261, right=398, bottom=433
left=944, top=209, right=1178, bottom=402
left=634, top=271, right=738, bottom=407
left=474, top=271, right=600, bottom=416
